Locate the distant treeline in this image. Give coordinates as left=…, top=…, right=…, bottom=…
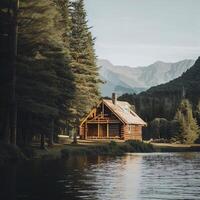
left=0, top=0, right=100, bottom=147
left=119, top=58, right=200, bottom=144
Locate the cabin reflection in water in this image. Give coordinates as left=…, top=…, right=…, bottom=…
left=80, top=93, right=146, bottom=140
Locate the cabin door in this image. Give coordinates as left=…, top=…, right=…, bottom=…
left=99, top=124, right=107, bottom=138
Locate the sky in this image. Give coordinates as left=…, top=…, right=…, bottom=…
left=84, top=0, right=200, bottom=67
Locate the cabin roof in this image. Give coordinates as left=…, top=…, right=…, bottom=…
left=103, top=99, right=147, bottom=126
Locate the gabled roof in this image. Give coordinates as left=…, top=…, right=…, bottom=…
left=103, top=99, right=147, bottom=126
left=80, top=99, right=147, bottom=126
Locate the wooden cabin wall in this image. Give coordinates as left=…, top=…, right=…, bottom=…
left=80, top=102, right=144, bottom=140
left=80, top=124, right=142, bottom=140
left=132, top=125, right=142, bottom=140
left=122, top=125, right=142, bottom=141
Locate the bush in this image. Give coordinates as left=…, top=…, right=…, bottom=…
left=60, top=140, right=155, bottom=159
left=0, top=143, right=26, bottom=165
left=124, top=140, right=155, bottom=152
left=151, top=138, right=170, bottom=143
left=20, top=146, right=36, bottom=158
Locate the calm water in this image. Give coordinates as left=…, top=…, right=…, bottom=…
left=1, top=153, right=200, bottom=200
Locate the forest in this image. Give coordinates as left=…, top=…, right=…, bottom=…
left=0, top=0, right=200, bottom=152
left=0, top=0, right=101, bottom=148
left=120, top=57, right=200, bottom=144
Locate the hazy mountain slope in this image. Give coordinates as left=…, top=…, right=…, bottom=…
left=119, top=57, right=200, bottom=122
left=98, top=59, right=195, bottom=96
left=147, top=57, right=200, bottom=95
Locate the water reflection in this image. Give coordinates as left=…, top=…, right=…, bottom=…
left=0, top=165, right=17, bottom=200
left=0, top=153, right=200, bottom=200
left=139, top=153, right=200, bottom=200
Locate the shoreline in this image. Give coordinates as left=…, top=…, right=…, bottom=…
left=34, top=141, right=200, bottom=159
left=1, top=140, right=200, bottom=165
left=33, top=140, right=155, bottom=160
left=152, top=143, right=200, bottom=152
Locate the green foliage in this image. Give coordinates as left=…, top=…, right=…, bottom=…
left=20, top=146, right=36, bottom=158
left=147, top=118, right=178, bottom=140
left=61, top=140, right=155, bottom=158
left=16, top=0, right=75, bottom=141
left=120, top=58, right=200, bottom=123
left=195, top=100, right=200, bottom=126
left=0, top=3, right=14, bottom=141
left=0, top=142, right=26, bottom=165
left=69, top=0, right=100, bottom=126
left=0, top=0, right=100, bottom=147
left=124, top=140, right=155, bottom=152
left=174, top=99, right=200, bottom=144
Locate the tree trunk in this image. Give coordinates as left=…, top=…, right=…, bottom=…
left=3, top=110, right=10, bottom=144
left=9, top=0, right=19, bottom=145
left=10, top=103, right=17, bottom=145
left=40, top=133, right=45, bottom=149
left=48, top=119, right=54, bottom=147
left=72, top=118, right=79, bottom=144
left=72, top=129, right=77, bottom=144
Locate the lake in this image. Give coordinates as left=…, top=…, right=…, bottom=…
left=1, top=152, right=200, bottom=200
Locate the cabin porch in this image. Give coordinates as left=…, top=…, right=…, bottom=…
left=80, top=120, right=122, bottom=140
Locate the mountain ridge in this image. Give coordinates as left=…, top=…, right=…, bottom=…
left=98, top=59, right=195, bottom=96
left=119, top=57, right=200, bottom=122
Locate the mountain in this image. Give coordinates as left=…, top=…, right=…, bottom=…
left=119, top=57, right=200, bottom=122
left=146, top=57, right=200, bottom=97
left=98, top=59, right=195, bottom=96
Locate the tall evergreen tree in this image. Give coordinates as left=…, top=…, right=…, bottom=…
left=0, top=3, right=10, bottom=143
left=69, top=0, right=100, bottom=136
left=175, top=99, right=200, bottom=144
left=0, top=0, right=100, bottom=146
left=195, top=100, right=200, bottom=126
left=16, top=0, right=74, bottom=146
left=0, top=0, right=19, bottom=144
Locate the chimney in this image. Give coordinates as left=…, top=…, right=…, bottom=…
left=112, top=93, right=117, bottom=105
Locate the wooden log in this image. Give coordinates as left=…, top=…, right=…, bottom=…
left=97, top=121, right=100, bottom=138
left=107, top=122, right=109, bottom=138
left=85, top=123, right=88, bottom=139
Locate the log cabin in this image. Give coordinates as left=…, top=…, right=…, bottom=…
left=79, top=93, right=147, bottom=141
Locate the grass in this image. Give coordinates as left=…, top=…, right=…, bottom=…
left=16, top=140, right=155, bottom=160
left=60, top=140, right=155, bottom=158
left=2, top=139, right=199, bottom=164
left=0, top=142, right=26, bottom=165
left=152, top=143, right=200, bottom=152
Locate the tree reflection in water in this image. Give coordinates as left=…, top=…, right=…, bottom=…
left=1, top=153, right=200, bottom=200
left=0, top=164, right=17, bottom=200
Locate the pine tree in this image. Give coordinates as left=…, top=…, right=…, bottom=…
left=0, top=0, right=19, bottom=144
left=0, top=4, right=11, bottom=142
left=0, top=0, right=100, bottom=146
left=175, top=99, right=200, bottom=144
left=16, top=0, right=74, bottom=146
left=195, top=100, right=200, bottom=125
left=69, top=0, right=100, bottom=137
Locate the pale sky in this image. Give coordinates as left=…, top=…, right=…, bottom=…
left=85, top=0, right=200, bottom=67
